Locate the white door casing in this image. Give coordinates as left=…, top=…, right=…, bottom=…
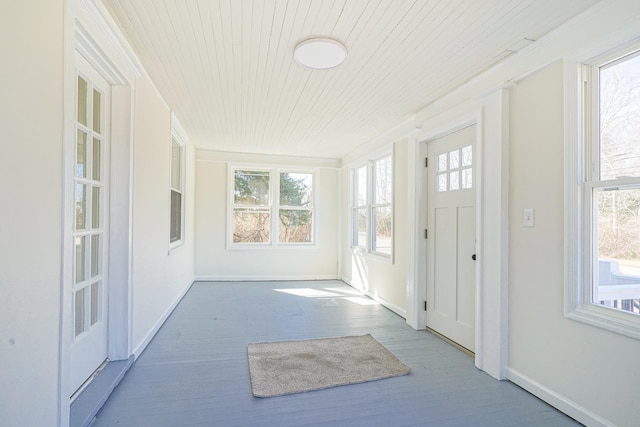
left=425, top=125, right=477, bottom=351
left=70, top=54, right=111, bottom=394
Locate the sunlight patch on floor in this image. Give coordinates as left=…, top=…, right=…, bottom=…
left=274, top=287, right=380, bottom=306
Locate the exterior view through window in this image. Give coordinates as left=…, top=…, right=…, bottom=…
left=592, top=50, right=640, bottom=315
left=232, top=169, right=313, bottom=245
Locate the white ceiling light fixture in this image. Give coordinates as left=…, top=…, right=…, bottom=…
left=294, top=37, right=347, bottom=70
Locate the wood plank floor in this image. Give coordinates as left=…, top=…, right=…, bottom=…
left=93, top=280, right=581, bottom=426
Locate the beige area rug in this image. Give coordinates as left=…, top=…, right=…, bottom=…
left=247, top=334, right=410, bottom=397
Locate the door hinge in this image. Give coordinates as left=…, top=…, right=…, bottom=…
left=424, top=301, right=427, bottom=311
left=424, top=229, right=428, bottom=239
left=425, top=157, right=428, bottom=167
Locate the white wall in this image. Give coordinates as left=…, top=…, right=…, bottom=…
left=131, top=76, right=195, bottom=354
left=194, top=155, right=339, bottom=280
left=0, top=1, right=65, bottom=425
left=340, top=140, right=409, bottom=314
left=508, top=60, right=640, bottom=427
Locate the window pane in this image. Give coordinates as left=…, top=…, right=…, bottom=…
left=77, top=76, right=88, bottom=126
left=170, top=190, right=182, bottom=243
left=462, top=145, right=472, bottom=167
left=171, top=140, right=182, bottom=191
left=76, top=183, right=87, bottom=230
left=93, top=89, right=101, bottom=133
left=280, top=173, right=312, bottom=206
left=374, top=156, right=392, bottom=204
left=437, top=153, right=447, bottom=172
left=449, top=149, right=460, bottom=169
left=91, top=282, right=99, bottom=326
left=373, top=206, right=392, bottom=254
left=450, top=171, right=459, bottom=190
left=77, top=130, right=87, bottom=178
left=355, top=166, right=367, bottom=206
left=354, top=208, right=366, bottom=247
left=279, top=209, right=312, bottom=243
left=75, top=236, right=86, bottom=284
left=234, top=170, right=269, bottom=205
left=437, top=173, right=447, bottom=192
left=233, top=209, right=270, bottom=243
left=91, top=234, right=100, bottom=278
left=75, top=288, right=85, bottom=337
left=92, top=138, right=101, bottom=181
left=594, top=188, right=640, bottom=315
left=599, top=53, right=640, bottom=180
left=462, top=168, right=473, bottom=189
left=91, top=186, right=100, bottom=229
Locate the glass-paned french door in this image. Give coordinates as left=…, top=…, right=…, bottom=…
left=74, top=74, right=105, bottom=338
left=70, top=55, right=110, bottom=395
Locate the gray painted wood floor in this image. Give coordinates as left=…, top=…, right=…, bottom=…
left=93, top=280, right=581, bottom=427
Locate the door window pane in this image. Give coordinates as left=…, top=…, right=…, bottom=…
left=77, top=76, right=88, bottom=126
left=92, top=138, right=101, bottom=181
left=91, top=234, right=100, bottom=278
left=77, top=131, right=87, bottom=178
left=234, top=170, right=269, bottom=205
left=438, top=153, right=447, bottom=172
left=462, top=168, right=473, bottom=189
left=438, top=173, right=447, bottom=192
left=75, top=288, right=85, bottom=337
left=279, top=210, right=312, bottom=243
left=450, top=171, right=460, bottom=190
left=462, top=145, right=472, bottom=167
left=93, top=89, right=101, bottom=133
left=449, top=149, right=460, bottom=169
left=91, top=282, right=99, bottom=326
left=75, top=236, right=86, bottom=284
left=76, top=183, right=87, bottom=230
left=91, top=186, right=100, bottom=229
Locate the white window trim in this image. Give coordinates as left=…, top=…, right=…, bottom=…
left=564, top=37, right=640, bottom=340
left=350, top=152, right=394, bottom=262
left=227, top=164, right=318, bottom=250
left=169, top=117, right=187, bottom=251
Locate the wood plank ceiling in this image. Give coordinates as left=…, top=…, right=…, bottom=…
left=102, top=0, right=598, bottom=160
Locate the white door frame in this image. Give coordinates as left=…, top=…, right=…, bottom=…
left=60, top=1, right=141, bottom=424
left=405, top=89, right=510, bottom=380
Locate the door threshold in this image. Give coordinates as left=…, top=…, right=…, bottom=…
left=70, top=356, right=134, bottom=427
left=426, top=327, right=474, bottom=357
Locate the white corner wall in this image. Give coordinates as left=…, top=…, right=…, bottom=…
left=340, top=140, right=409, bottom=315
left=131, top=76, right=195, bottom=355
left=0, top=1, right=65, bottom=425
left=508, top=60, right=640, bottom=427
left=194, top=155, right=339, bottom=280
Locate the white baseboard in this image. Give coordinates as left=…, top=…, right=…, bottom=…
left=342, top=276, right=407, bottom=318
left=193, top=274, right=340, bottom=282
left=133, top=279, right=194, bottom=359
left=506, top=368, right=614, bottom=427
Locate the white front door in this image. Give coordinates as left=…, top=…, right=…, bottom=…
left=425, top=125, right=476, bottom=352
left=70, top=55, right=110, bottom=394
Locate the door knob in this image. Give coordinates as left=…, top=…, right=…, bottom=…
left=472, top=254, right=477, bottom=261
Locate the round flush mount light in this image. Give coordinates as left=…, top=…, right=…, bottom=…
left=294, top=37, right=347, bottom=69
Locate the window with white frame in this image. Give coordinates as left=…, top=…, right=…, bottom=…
left=230, top=167, right=314, bottom=246
left=566, top=42, right=640, bottom=339
left=351, top=154, right=393, bottom=257
left=170, top=137, right=185, bottom=245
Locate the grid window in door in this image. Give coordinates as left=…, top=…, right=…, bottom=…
left=436, top=145, right=472, bottom=192
left=73, top=75, right=105, bottom=338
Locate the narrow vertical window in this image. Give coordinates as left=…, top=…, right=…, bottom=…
left=351, top=154, right=393, bottom=258
left=589, top=50, right=640, bottom=316
left=170, top=138, right=185, bottom=244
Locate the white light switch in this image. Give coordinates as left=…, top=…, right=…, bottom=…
left=523, top=208, right=535, bottom=227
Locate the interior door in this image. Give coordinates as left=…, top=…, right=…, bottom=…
left=425, top=125, right=476, bottom=352
left=70, top=55, right=110, bottom=395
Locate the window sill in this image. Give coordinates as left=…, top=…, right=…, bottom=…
left=168, top=239, right=185, bottom=254
left=566, top=303, right=640, bottom=340
left=351, top=247, right=393, bottom=264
